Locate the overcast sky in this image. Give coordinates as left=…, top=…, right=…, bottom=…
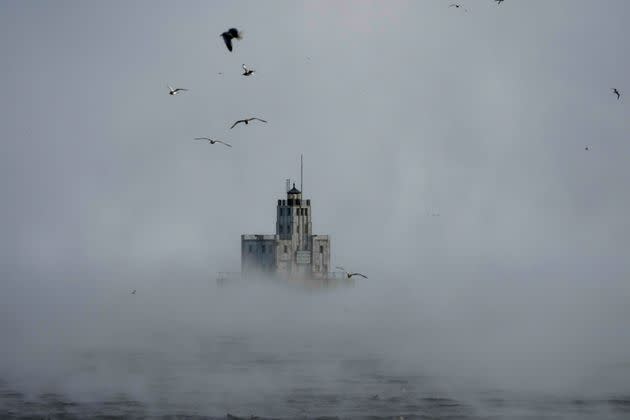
left=1, top=0, right=630, bottom=405
left=1, top=0, right=629, bottom=276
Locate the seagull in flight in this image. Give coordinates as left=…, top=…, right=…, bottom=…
left=194, top=137, right=232, bottom=147
left=449, top=4, right=468, bottom=11
left=168, top=85, right=187, bottom=95
left=495, top=0, right=504, bottom=4
left=347, top=272, right=368, bottom=279
left=585, top=146, right=591, bottom=151
left=221, top=28, right=242, bottom=52
left=242, top=64, right=255, bottom=76
left=612, top=88, right=621, bottom=100
left=230, top=117, right=267, bottom=129
left=131, top=290, right=136, bottom=295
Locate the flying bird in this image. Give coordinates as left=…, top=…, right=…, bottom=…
left=230, top=117, right=267, bottom=129
left=495, top=0, right=504, bottom=4
left=585, top=146, right=590, bottom=151
left=131, top=290, right=136, bottom=294
left=449, top=4, right=468, bottom=11
left=242, top=64, right=255, bottom=76
left=221, top=28, right=242, bottom=52
left=168, top=85, right=187, bottom=95
left=612, top=88, right=621, bottom=100
left=194, top=137, right=232, bottom=147
left=347, top=272, right=368, bottom=279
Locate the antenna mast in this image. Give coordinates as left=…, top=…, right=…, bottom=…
left=300, top=154, right=303, bottom=192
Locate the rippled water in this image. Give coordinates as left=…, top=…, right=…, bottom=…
left=2, top=331, right=629, bottom=419
left=2, top=276, right=630, bottom=419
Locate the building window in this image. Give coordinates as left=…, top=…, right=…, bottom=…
left=305, top=208, right=308, bottom=216
left=262, top=245, right=266, bottom=253
left=320, top=245, right=324, bottom=253
left=248, top=245, right=252, bottom=253
left=284, top=245, right=288, bottom=253
left=279, top=225, right=283, bottom=234
left=297, top=225, right=300, bottom=234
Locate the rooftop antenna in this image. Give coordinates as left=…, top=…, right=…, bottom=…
left=285, top=179, right=290, bottom=193
left=300, top=154, right=303, bottom=192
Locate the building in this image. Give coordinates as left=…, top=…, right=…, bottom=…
left=241, top=182, right=330, bottom=280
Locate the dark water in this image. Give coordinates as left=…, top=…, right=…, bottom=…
left=2, top=333, right=629, bottom=419
left=2, top=276, right=630, bottom=420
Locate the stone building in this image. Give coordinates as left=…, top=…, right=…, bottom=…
left=241, top=183, right=330, bottom=279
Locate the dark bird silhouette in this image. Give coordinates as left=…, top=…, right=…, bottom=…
left=369, top=394, right=380, bottom=401
left=612, top=88, right=621, bottom=100
left=347, top=272, right=368, bottom=279
left=449, top=4, right=468, bottom=11
left=221, top=28, right=242, bottom=52
left=230, top=117, right=267, bottom=129
left=495, top=0, right=504, bottom=4
left=131, top=290, right=136, bottom=294
left=585, top=146, right=590, bottom=151
left=194, top=137, right=232, bottom=147
left=168, top=85, right=187, bottom=95
left=242, top=64, right=255, bottom=76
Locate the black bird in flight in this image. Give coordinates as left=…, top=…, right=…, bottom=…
left=194, top=137, right=232, bottom=147
left=612, top=88, right=621, bottom=100
left=585, top=146, right=591, bottom=151
left=242, top=64, right=255, bottom=76
left=449, top=4, right=468, bottom=11
left=230, top=117, right=267, bottom=129
left=131, top=290, right=136, bottom=294
left=495, top=0, right=504, bottom=4
left=347, top=272, right=368, bottom=279
left=168, top=85, right=187, bottom=95
left=221, top=28, right=242, bottom=52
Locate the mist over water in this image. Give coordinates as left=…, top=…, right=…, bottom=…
left=2, top=0, right=630, bottom=418
left=2, top=261, right=629, bottom=418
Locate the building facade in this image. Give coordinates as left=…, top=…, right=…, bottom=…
left=241, top=183, right=330, bottom=279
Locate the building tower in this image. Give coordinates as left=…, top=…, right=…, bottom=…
left=241, top=180, right=330, bottom=280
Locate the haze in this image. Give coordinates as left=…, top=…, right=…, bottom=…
left=1, top=1, right=629, bottom=418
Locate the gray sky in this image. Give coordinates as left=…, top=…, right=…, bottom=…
left=1, top=0, right=630, bottom=402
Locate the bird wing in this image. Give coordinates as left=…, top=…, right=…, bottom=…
left=351, top=273, right=368, bottom=279
left=242, top=64, right=248, bottom=71
left=250, top=118, right=267, bottom=123
left=216, top=140, right=232, bottom=147
left=194, top=137, right=211, bottom=141
left=230, top=120, right=243, bottom=129
left=222, top=34, right=233, bottom=51
left=168, top=85, right=173, bottom=92
left=174, top=88, right=187, bottom=92
left=335, top=266, right=346, bottom=271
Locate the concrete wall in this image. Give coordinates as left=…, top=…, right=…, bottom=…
left=311, top=235, right=330, bottom=279
left=241, top=234, right=277, bottom=275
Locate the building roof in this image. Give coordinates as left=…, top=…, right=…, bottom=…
left=287, top=183, right=301, bottom=194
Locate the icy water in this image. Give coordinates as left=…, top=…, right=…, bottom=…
left=2, top=276, right=630, bottom=419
